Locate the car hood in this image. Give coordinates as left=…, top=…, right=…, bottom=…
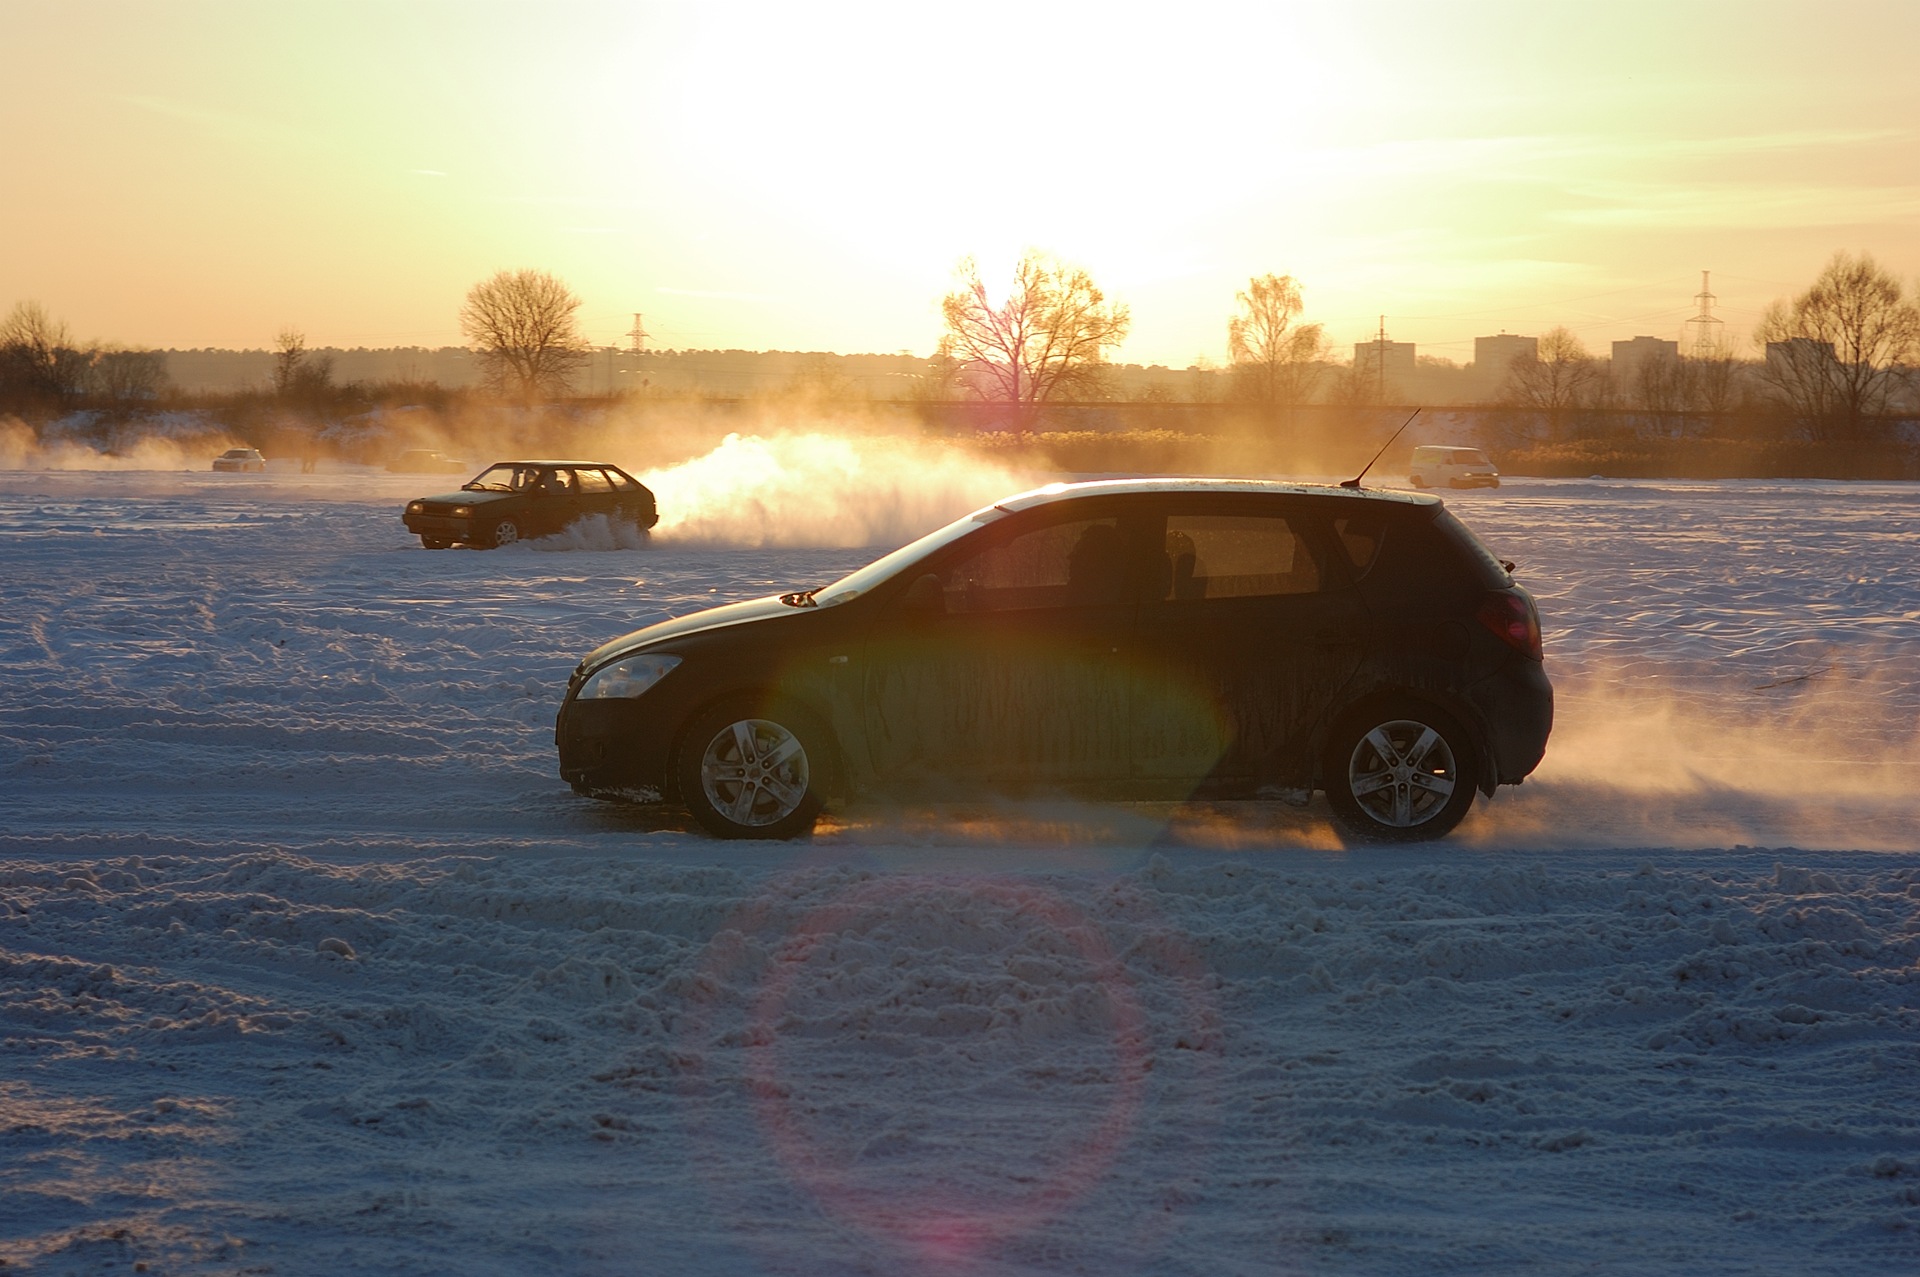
left=579, top=595, right=800, bottom=669
left=418, top=489, right=516, bottom=507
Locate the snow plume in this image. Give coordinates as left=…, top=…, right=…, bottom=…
left=641, top=431, right=1037, bottom=548
left=1462, top=656, right=1920, bottom=851
left=0, top=414, right=237, bottom=471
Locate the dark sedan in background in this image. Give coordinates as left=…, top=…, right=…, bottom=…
left=555, top=478, right=1552, bottom=843
left=402, top=460, right=659, bottom=548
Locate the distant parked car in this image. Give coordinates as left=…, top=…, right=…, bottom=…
left=555, top=477, right=1552, bottom=842
left=1409, top=445, right=1499, bottom=489
left=401, top=460, right=659, bottom=549
left=386, top=449, right=467, bottom=475
left=212, top=447, right=267, bottom=473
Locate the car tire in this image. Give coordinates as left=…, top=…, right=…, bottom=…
left=675, top=698, right=831, bottom=840
left=486, top=518, right=520, bottom=548
left=1324, top=702, right=1479, bottom=842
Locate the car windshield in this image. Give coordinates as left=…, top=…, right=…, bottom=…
left=802, top=507, right=1006, bottom=607
left=462, top=464, right=533, bottom=492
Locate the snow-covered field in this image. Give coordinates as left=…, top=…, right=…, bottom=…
left=2, top=448, right=1918, bottom=1275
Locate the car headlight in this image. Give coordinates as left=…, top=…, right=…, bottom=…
left=406, top=500, right=425, bottom=514
left=450, top=505, right=472, bottom=518
left=578, top=653, right=681, bottom=699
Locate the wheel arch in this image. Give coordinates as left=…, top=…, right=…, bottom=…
left=665, top=684, right=847, bottom=805
left=1318, top=685, right=1497, bottom=798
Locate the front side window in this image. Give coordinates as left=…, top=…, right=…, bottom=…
left=465, top=464, right=540, bottom=492
left=1158, top=512, right=1321, bottom=599
left=945, top=516, right=1131, bottom=612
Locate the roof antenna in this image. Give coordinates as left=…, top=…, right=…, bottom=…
left=1340, top=408, right=1422, bottom=489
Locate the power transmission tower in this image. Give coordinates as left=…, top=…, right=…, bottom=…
left=1374, top=316, right=1389, bottom=402
left=626, top=313, right=649, bottom=354
left=1684, top=271, right=1724, bottom=358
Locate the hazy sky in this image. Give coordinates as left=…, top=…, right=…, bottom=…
left=5, top=0, right=1917, bottom=366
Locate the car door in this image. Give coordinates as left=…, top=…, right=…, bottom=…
left=531, top=467, right=589, bottom=535
left=857, top=505, right=1150, bottom=795
left=1130, top=498, right=1368, bottom=793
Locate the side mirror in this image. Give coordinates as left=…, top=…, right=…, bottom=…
left=899, top=572, right=945, bottom=615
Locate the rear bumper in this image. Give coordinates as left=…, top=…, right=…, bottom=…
left=1463, top=659, right=1553, bottom=784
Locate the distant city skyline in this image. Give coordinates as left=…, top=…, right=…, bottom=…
left=4, top=0, right=1917, bottom=366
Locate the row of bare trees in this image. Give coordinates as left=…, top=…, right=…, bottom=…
left=10, top=251, right=1917, bottom=441
left=1493, top=253, right=1920, bottom=444
left=0, top=302, right=168, bottom=418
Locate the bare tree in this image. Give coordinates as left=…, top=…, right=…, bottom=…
left=1754, top=251, right=1920, bottom=442
left=273, top=328, right=335, bottom=404
left=911, top=345, right=963, bottom=404
left=1227, top=273, right=1328, bottom=405
left=0, top=301, right=90, bottom=413
left=1629, top=354, right=1688, bottom=417
left=1502, top=326, right=1599, bottom=436
left=939, top=251, right=1130, bottom=423
left=459, top=269, right=590, bottom=402
left=1681, top=351, right=1743, bottom=418
left=88, top=349, right=169, bottom=409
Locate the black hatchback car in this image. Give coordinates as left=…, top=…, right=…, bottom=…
left=555, top=479, right=1551, bottom=841
left=402, top=460, right=659, bottom=549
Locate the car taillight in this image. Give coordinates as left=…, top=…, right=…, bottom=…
left=1477, top=590, right=1542, bottom=660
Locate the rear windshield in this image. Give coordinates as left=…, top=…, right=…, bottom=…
left=1431, top=508, right=1513, bottom=587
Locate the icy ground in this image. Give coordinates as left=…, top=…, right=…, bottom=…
left=1, top=462, right=1918, bottom=1275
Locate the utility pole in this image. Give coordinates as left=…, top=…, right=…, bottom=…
left=626, top=313, right=648, bottom=354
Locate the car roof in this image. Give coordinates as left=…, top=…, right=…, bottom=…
left=481, top=459, right=629, bottom=469
left=991, top=477, right=1441, bottom=513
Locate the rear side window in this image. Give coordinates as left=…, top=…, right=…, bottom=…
left=1332, top=511, right=1387, bottom=578
left=1158, top=513, right=1321, bottom=599
left=575, top=469, right=613, bottom=494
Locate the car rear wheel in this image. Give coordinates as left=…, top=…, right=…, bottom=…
left=676, top=700, right=829, bottom=840
left=487, top=518, right=520, bottom=548
left=1325, top=704, right=1478, bottom=842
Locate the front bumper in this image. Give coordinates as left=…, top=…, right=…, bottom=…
left=555, top=694, right=677, bottom=797
left=402, top=513, right=476, bottom=540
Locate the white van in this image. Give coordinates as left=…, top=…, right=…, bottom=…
left=1409, top=445, right=1500, bottom=489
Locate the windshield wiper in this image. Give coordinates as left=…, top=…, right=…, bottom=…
left=779, top=588, right=820, bottom=608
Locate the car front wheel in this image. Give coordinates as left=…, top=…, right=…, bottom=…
left=486, top=518, right=519, bottom=548
left=676, top=700, right=829, bottom=840
left=1325, top=704, right=1478, bottom=842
